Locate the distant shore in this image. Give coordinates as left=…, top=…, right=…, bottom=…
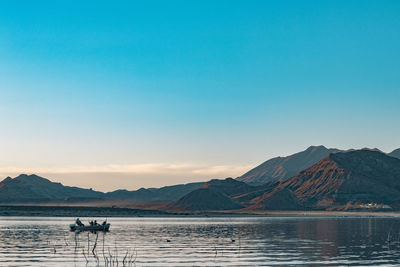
left=0, top=205, right=173, bottom=217
left=0, top=205, right=400, bottom=218
left=236, top=210, right=400, bottom=218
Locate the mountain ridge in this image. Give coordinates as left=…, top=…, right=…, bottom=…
left=170, top=150, right=400, bottom=212
left=3, top=146, right=400, bottom=212
left=237, top=145, right=341, bottom=185
left=249, top=150, right=400, bottom=210
left=0, top=174, right=204, bottom=204
left=0, top=174, right=103, bottom=203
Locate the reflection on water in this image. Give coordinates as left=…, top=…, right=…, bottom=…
left=0, top=216, right=400, bottom=266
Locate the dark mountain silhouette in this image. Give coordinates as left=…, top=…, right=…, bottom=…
left=105, top=188, right=154, bottom=201
left=105, top=182, right=204, bottom=203
left=169, top=178, right=253, bottom=211
left=237, top=145, right=341, bottom=185
left=0, top=174, right=204, bottom=204
left=388, top=148, right=400, bottom=159
left=250, top=150, right=400, bottom=210
left=170, top=188, right=244, bottom=211
left=254, top=188, right=303, bottom=210
left=0, top=174, right=103, bottom=203
left=201, top=178, right=255, bottom=196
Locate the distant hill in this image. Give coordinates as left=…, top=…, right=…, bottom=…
left=201, top=178, right=255, bottom=196
left=105, top=182, right=204, bottom=203
left=169, top=178, right=251, bottom=211
left=170, top=188, right=244, bottom=211
left=0, top=174, right=204, bottom=204
left=237, top=145, right=341, bottom=185
left=254, top=188, right=303, bottom=210
left=388, top=148, right=400, bottom=159
left=0, top=174, right=103, bottom=203
left=250, top=150, right=400, bottom=210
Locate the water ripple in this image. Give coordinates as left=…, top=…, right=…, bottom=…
left=0, top=216, right=400, bottom=266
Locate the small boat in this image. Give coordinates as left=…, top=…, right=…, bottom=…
left=70, top=219, right=110, bottom=232
left=70, top=223, right=110, bottom=232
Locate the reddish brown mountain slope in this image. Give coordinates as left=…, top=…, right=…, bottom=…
left=237, top=145, right=340, bottom=185
left=251, top=150, right=400, bottom=210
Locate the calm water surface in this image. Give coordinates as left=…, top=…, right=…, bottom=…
left=0, top=216, right=400, bottom=266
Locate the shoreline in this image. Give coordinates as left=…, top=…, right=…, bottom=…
left=242, top=210, right=400, bottom=218
left=0, top=205, right=399, bottom=218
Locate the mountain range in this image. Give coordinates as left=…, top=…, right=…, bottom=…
left=0, top=174, right=103, bottom=203
left=250, top=150, right=400, bottom=210
left=171, top=149, right=400, bottom=211
left=0, top=174, right=203, bottom=204
left=1, top=145, right=400, bottom=212
left=238, top=145, right=400, bottom=185
left=237, top=145, right=341, bottom=185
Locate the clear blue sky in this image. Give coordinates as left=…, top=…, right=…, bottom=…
left=0, top=0, right=399, bottom=190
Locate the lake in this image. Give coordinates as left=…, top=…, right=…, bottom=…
left=0, top=216, right=400, bottom=266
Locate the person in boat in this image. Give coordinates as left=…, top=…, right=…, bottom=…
left=102, top=220, right=107, bottom=226
left=94, top=220, right=98, bottom=226
left=76, top=218, right=84, bottom=226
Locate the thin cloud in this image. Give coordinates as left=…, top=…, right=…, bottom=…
left=0, top=163, right=252, bottom=178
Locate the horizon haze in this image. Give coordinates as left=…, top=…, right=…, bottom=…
left=1, top=145, right=399, bottom=191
